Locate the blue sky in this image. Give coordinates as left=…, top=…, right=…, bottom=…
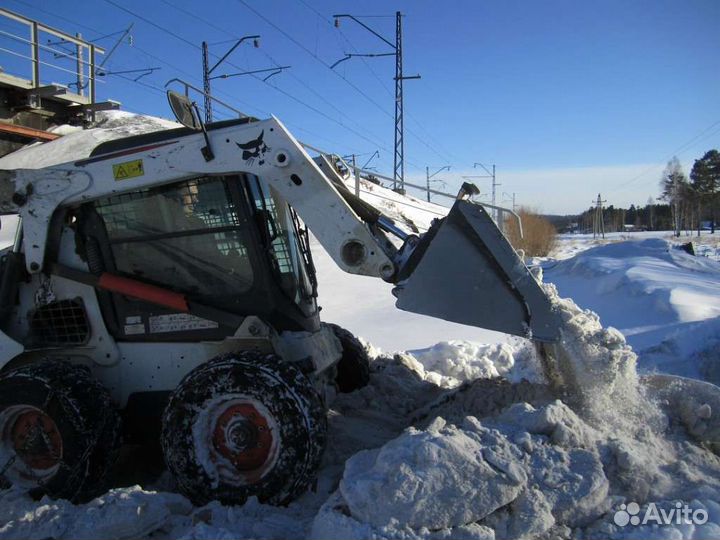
left=2, top=0, right=719, bottom=213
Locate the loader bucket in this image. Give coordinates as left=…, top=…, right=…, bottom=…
left=394, top=200, right=560, bottom=342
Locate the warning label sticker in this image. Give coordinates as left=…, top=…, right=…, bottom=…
left=112, top=159, right=144, bottom=181
left=148, top=313, right=219, bottom=334
left=124, top=323, right=146, bottom=335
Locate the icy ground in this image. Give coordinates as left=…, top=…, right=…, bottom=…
left=1, top=112, right=720, bottom=539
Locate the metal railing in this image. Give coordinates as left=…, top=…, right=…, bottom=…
left=300, top=143, right=522, bottom=237
left=164, top=78, right=249, bottom=120
left=0, top=8, right=105, bottom=103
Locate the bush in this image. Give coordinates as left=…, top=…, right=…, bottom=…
left=504, top=208, right=557, bottom=257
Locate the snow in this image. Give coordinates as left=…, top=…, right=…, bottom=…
left=541, top=236, right=720, bottom=385
left=2, top=111, right=720, bottom=539
left=0, top=111, right=180, bottom=170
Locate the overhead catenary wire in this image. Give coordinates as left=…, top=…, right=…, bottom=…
left=293, top=0, right=459, bottom=166
left=610, top=119, right=720, bottom=193
left=93, top=0, right=362, bottom=148
left=235, top=0, right=452, bottom=170
left=109, top=0, right=401, bottom=160
left=14, top=0, right=422, bottom=171
left=7, top=0, right=456, bottom=174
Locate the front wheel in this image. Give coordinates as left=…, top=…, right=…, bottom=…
left=161, top=351, right=327, bottom=506
left=0, top=360, right=121, bottom=502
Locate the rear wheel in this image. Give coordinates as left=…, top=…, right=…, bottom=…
left=161, top=351, right=327, bottom=506
left=326, top=323, right=371, bottom=393
left=0, top=360, right=121, bottom=502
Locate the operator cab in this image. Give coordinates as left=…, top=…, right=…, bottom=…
left=75, top=172, right=319, bottom=342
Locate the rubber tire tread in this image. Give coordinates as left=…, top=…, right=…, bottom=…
left=0, top=360, right=121, bottom=502
left=160, top=351, right=327, bottom=506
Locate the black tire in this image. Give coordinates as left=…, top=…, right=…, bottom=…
left=0, top=360, right=121, bottom=502
left=161, top=351, right=327, bottom=506
left=325, top=323, right=371, bottom=393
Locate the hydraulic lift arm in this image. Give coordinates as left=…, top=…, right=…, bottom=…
left=1, top=111, right=559, bottom=342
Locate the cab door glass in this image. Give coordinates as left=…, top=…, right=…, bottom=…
left=247, top=177, right=314, bottom=304
left=94, top=176, right=254, bottom=300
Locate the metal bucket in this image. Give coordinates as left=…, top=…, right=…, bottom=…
left=394, top=200, right=560, bottom=342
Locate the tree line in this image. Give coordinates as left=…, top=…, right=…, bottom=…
left=576, top=149, right=719, bottom=235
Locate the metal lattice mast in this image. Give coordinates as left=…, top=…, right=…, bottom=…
left=201, top=35, right=265, bottom=124
left=332, top=12, right=419, bottom=193
left=202, top=41, right=212, bottom=123
left=593, top=193, right=606, bottom=239
left=393, top=11, right=404, bottom=191
left=473, top=163, right=499, bottom=222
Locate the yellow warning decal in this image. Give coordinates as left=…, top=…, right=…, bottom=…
left=112, top=159, right=144, bottom=181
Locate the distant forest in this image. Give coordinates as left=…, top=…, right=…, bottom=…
left=552, top=149, right=719, bottom=234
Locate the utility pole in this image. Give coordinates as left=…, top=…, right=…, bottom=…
left=394, top=11, right=405, bottom=192
left=352, top=154, right=360, bottom=197
left=593, top=193, right=606, bottom=239
left=202, top=35, right=264, bottom=123
left=202, top=41, right=211, bottom=122
left=333, top=12, right=420, bottom=192
left=426, top=165, right=450, bottom=202
left=503, top=191, right=517, bottom=212
left=472, top=163, right=499, bottom=222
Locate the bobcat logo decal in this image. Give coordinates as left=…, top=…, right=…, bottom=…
left=236, top=130, right=270, bottom=166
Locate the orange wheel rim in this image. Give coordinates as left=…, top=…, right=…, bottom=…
left=212, top=402, right=274, bottom=473
left=6, top=407, right=62, bottom=470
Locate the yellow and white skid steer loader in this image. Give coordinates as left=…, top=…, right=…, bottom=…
left=0, top=93, right=559, bottom=505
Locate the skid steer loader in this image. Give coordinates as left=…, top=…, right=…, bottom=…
left=0, top=92, right=560, bottom=505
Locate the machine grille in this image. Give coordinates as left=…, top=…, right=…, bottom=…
left=29, top=298, right=90, bottom=346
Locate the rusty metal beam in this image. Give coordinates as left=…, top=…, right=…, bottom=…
left=0, top=122, right=60, bottom=141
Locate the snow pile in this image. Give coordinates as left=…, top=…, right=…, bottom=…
left=0, top=110, right=179, bottom=170
left=311, top=407, right=609, bottom=540
left=348, top=177, right=447, bottom=234
left=0, top=486, right=191, bottom=540
left=407, top=341, right=522, bottom=387
left=309, top=286, right=720, bottom=540
left=544, top=238, right=720, bottom=384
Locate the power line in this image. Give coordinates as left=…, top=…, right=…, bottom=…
left=4, top=0, right=345, bottom=147
left=611, top=119, right=720, bottom=192
left=235, top=0, right=398, bottom=122
left=132, top=0, right=402, bottom=162
left=235, top=0, right=452, bottom=171
left=295, top=0, right=458, bottom=166
left=10, top=0, right=428, bottom=168
left=102, top=0, right=196, bottom=49
left=107, top=0, right=428, bottom=172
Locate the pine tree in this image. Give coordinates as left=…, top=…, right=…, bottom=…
left=690, top=149, right=720, bottom=234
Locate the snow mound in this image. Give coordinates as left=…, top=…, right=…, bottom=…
left=408, top=341, right=518, bottom=387
left=338, top=421, right=526, bottom=530
left=313, top=408, right=608, bottom=539
left=0, top=486, right=191, bottom=540
left=544, top=238, right=720, bottom=383
left=311, top=282, right=720, bottom=539
left=0, top=110, right=180, bottom=170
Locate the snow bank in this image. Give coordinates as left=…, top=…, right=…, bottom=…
left=408, top=341, right=521, bottom=387
left=544, top=238, right=720, bottom=383
left=0, top=486, right=191, bottom=540
left=338, top=421, right=526, bottom=529
left=0, top=111, right=179, bottom=170
left=310, top=284, right=720, bottom=540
